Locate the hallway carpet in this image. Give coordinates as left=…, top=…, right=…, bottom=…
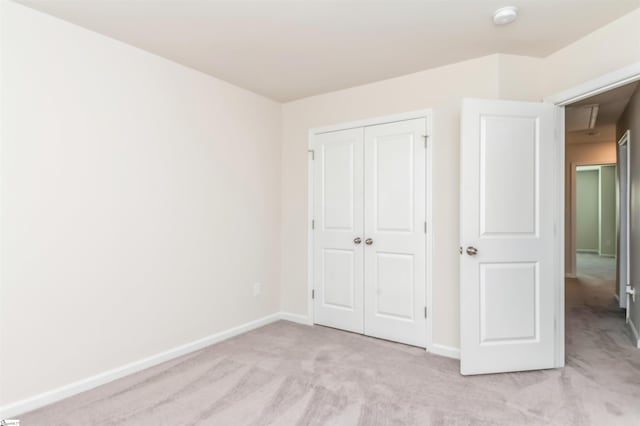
left=19, top=280, right=640, bottom=425
left=576, top=252, right=616, bottom=281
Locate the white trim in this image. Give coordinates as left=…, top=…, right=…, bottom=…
left=544, top=62, right=640, bottom=105
left=0, top=313, right=282, bottom=419
left=618, top=130, right=631, bottom=310
left=307, top=109, right=434, bottom=351
left=548, top=63, right=640, bottom=368
left=310, top=109, right=434, bottom=135
left=575, top=165, right=601, bottom=172
left=428, top=344, right=460, bottom=360
left=424, top=111, right=434, bottom=350
left=598, top=165, right=603, bottom=256
left=553, top=105, right=566, bottom=368
left=279, top=311, right=313, bottom=325
left=307, top=150, right=315, bottom=328
left=628, top=319, right=640, bottom=349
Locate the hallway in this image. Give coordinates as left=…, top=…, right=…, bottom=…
left=576, top=252, right=616, bottom=281
left=564, top=252, right=639, bottom=424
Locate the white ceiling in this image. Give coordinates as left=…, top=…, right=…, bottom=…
left=566, top=81, right=638, bottom=144
left=17, top=0, right=640, bottom=102
left=570, top=82, right=639, bottom=126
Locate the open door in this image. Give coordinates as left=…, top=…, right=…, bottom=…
left=460, top=98, right=558, bottom=375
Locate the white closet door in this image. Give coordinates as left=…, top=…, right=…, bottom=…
left=312, top=128, right=365, bottom=333
left=363, top=118, right=427, bottom=347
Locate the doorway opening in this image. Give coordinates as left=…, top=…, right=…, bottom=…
left=575, top=163, right=616, bottom=280
left=564, top=80, right=638, bottom=347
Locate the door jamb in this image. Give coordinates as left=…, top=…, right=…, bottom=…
left=307, top=108, right=434, bottom=351
left=545, top=61, right=640, bottom=367
left=618, top=131, right=631, bottom=311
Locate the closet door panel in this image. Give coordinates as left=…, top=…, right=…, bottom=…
left=363, top=118, right=427, bottom=347
left=312, top=128, right=364, bottom=333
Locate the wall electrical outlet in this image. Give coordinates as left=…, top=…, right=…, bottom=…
left=253, top=282, right=262, bottom=297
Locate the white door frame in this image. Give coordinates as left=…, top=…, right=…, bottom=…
left=307, top=109, right=434, bottom=350
left=618, top=130, right=631, bottom=311
left=545, top=61, right=640, bottom=366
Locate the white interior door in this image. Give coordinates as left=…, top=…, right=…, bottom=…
left=460, top=98, right=557, bottom=375
left=363, top=118, right=427, bottom=347
left=312, top=128, right=364, bottom=333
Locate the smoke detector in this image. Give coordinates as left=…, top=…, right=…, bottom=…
left=493, top=6, right=518, bottom=25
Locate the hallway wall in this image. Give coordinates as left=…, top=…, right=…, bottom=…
left=617, top=84, right=640, bottom=347
left=600, top=165, right=617, bottom=257
left=576, top=169, right=600, bottom=252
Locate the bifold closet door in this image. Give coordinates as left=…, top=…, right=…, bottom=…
left=313, top=128, right=365, bottom=333
left=363, top=118, right=427, bottom=348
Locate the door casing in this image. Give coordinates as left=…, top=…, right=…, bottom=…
left=307, top=109, right=433, bottom=351
left=546, top=61, right=640, bottom=366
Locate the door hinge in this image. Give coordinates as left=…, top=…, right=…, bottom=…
left=627, top=285, right=636, bottom=302
left=312, top=289, right=315, bottom=299
left=424, top=307, right=428, bottom=318
left=311, top=219, right=315, bottom=230
left=422, top=135, right=430, bottom=148
left=308, top=149, right=315, bottom=160
left=424, top=221, right=427, bottom=234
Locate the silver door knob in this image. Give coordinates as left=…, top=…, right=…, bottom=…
left=365, top=238, right=373, bottom=245
left=466, top=246, right=478, bottom=256
left=354, top=237, right=362, bottom=244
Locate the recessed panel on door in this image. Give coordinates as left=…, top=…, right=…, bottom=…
left=364, top=118, right=427, bottom=347
left=375, top=135, right=414, bottom=232
left=460, top=99, right=556, bottom=375
left=322, top=249, right=355, bottom=309
left=323, top=143, right=355, bottom=230
left=480, top=116, right=538, bottom=236
left=312, top=128, right=364, bottom=334
left=480, top=262, right=538, bottom=344
left=375, top=252, right=414, bottom=320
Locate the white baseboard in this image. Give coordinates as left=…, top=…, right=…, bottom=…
left=0, top=312, right=282, bottom=419
left=279, top=311, right=313, bottom=325
left=628, top=319, right=640, bottom=348
left=428, top=343, right=460, bottom=360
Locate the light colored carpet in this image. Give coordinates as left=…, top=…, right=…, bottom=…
left=19, top=278, right=640, bottom=425
left=576, top=252, right=616, bottom=281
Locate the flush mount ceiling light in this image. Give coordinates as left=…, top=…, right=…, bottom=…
left=493, top=6, right=519, bottom=25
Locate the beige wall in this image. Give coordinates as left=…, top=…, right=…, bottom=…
left=1, top=1, right=282, bottom=405
left=618, top=85, right=640, bottom=344
left=576, top=169, right=600, bottom=252
left=541, top=8, right=640, bottom=97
